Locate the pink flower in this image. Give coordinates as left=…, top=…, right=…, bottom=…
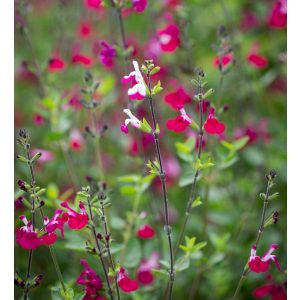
left=268, top=0, right=287, bottom=29
left=84, top=0, right=102, bottom=10
left=77, top=259, right=106, bottom=299
left=247, top=44, right=268, bottom=69
left=68, top=95, right=83, bottom=111
left=78, top=22, right=92, bottom=38
left=16, top=215, right=40, bottom=250
left=204, top=108, right=225, bottom=135
left=132, top=0, right=148, bottom=13
left=120, top=109, right=142, bottom=134
left=164, top=87, right=192, bottom=110
left=99, top=41, right=116, bottom=69
left=253, top=276, right=286, bottom=300
left=69, top=129, right=84, bottom=151
left=137, top=252, right=160, bottom=285
left=240, top=10, right=259, bottom=31
left=40, top=232, right=58, bottom=246
left=48, top=57, right=65, bottom=72
left=122, top=61, right=146, bottom=100
left=72, top=53, right=93, bottom=67
left=213, top=53, right=234, bottom=69
left=157, top=24, right=180, bottom=52
left=248, top=244, right=281, bottom=273
left=136, top=224, right=155, bottom=239
left=166, top=108, right=192, bottom=132
left=117, top=267, right=139, bottom=293
left=43, top=209, right=68, bottom=238
left=60, top=201, right=89, bottom=230
left=32, top=113, right=44, bottom=126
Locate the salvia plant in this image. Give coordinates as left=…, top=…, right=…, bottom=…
left=14, top=0, right=286, bottom=299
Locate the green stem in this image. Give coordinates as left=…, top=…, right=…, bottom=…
left=49, top=246, right=66, bottom=291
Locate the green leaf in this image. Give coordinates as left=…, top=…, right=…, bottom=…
left=203, top=88, right=214, bottom=98
left=117, top=174, right=141, bottom=183
left=174, top=255, right=190, bottom=272
left=192, top=196, right=202, bottom=208
left=152, top=80, right=163, bottom=95
left=151, top=268, right=169, bottom=278
left=140, top=118, right=152, bottom=133
left=150, top=66, right=160, bottom=75
left=232, top=136, right=249, bottom=151
left=120, top=186, right=137, bottom=196
left=195, top=157, right=215, bottom=170
left=159, top=260, right=170, bottom=268
left=146, top=160, right=160, bottom=176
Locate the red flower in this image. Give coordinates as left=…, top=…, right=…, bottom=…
left=78, top=22, right=92, bottom=38
left=32, top=113, right=44, bottom=126
left=43, top=209, right=68, bottom=238
left=268, top=0, right=287, bottom=29
left=248, top=244, right=281, bottom=273
left=72, top=54, right=93, bottom=67
left=157, top=24, right=180, bottom=52
left=204, top=108, right=225, bottom=135
left=40, top=232, right=58, bottom=246
left=136, top=224, right=155, bottom=239
left=84, top=0, right=102, bottom=10
left=77, top=259, right=106, bottom=299
left=132, top=0, right=148, bottom=13
left=164, top=87, right=191, bottom=110
left=117, top=267, right=139, bottom=293
left=137, top=252, right=160, bottom=285
left=247, top=44, right=268, bottom=69
left=166, top=107, right=192, bottom=132
left=213, top=53, right=233, bottom=69
left=60, top=201, right=89, bottom=230
left=48, top=57, right=65, bottom=72
left=253, top=276, right=286, bottom=300
left=16, top=216, right=40, bottom=250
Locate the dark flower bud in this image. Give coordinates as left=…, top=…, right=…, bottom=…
left=36, top=274, right=43, bottom=281
left=84, top=71, right=93, bottom=85
left=97, top=233, right=103, bottom=240
left=269, top=170, right=277, bottom=179
left=223, top=104, right=229, bottom=112
left=273, top=211, right=279, bottom=223
left=19, top=128, right=28, bottom=139
left=39, top=201, right=45, bottom=207
left=102, top=182, right=107, bottom=191
left=14, top=279, right=19, bottom=286
left=19, top=281, right=25, bottom=288
left=105, top=234, right=110, bottom=241
left=218, top=25, right=227, bottom=37
left=85, top=175, right=93, bottom=183
left=17, top=180, right=27, bottom=191
left=197, top=68, right=205, bottom=78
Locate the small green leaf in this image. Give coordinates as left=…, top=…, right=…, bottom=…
left=192, top=196, right=202, bottom=208
left=268, top=192, right=279, bottom=200
left=152, top=80, right=163, bottom=95
left=16, top=155, right=29, bottom=163
left=203, top=88, right=214, bottom=98
left=150, top=66, right=160, bottom=75
left=140, top=118, right=152, bottom=133
left=174, top=255, right=190, bottom=272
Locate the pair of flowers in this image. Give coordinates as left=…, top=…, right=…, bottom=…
left=77, top=252, right=160, bottom=297
left=16, top=201, right=89, bottom=250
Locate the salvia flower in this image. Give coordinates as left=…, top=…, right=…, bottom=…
left=69, top=129, right=84, bottom=151
left=121, top=109, right=141, bottom=134
left=268, top=0, right=287, bottom=29
left=84, top=0, right=102, bottom=10
left=60, top=201, right=89, bottom=230
left=247, top=44, right=269, bottom=69
left=117, top=267, right=139, bottom=293
left=76, top=259, right=106, bottom=299
left=16, top=215, right=40, bottom=250
left=204, top=107, right=225, bottom=135
left=253, top=275, right=286, bottom=300
left=43, top=209, right=68, bottom=238
left=213, top=53, right=234, bottom=69
left=136, top=224, right=155, bottom=239
left=78, top=21, right=92, bottom=38
left=157, top=24, right=180, bottom=52
left=48, top=57, right=65, bottom=72
left=248, top=244, right=281, bottom=273
left=99, top=41, right=116, bottom=69
left=137, top=252, right=160, bottom=285
left=132, top=0, right=148, bottom=13
left=122, top=61, right=146, bottom=100
left=164, top=87, right=192, bottom=110
left=166, top=108, right=192, bottom=132
left=72, top=53, right=93, bottom=67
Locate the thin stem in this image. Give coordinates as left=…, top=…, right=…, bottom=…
left=146, top=72, right=174, bottom=300
left=24, top=145, right=67, bottom=293
left=174, top=96, right=204, bottom=258
left=99, top=194, right=121, bottom=300
left=231, top=179, right=272, bottom=300
left=86, top=195, right=114, bottom=300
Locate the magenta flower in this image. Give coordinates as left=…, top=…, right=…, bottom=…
left=166, top=108, right=192, bottom=132
left=99, top=41, right=116, bottom=69
left=136, top=224, right=155, bottom=239
left=157, top=24, right=180, bottom=52
left=78, top=21, right=92, bottom=38
left=84, top=0, right=102, bottom=10
left=132, top=0, right=148, bottom=13
left=253, top=275, right=286, bottom=299
left=60, top=201, right=89, bottom=230
left=16, top=215, right=40, bottom=250
left=117, top=267, right=139, bottom=293
left=122, top=61, right=146, bottom=100
left=72, top=53, right=93, bottom=67
left=137, top=252, right=160, bottom=285
left=247, top=44, right=268, bottom=69
left=248, top=244, right=281, bottom=273
left=213, top=53, right=234, bottom=69
left=48, top=57, right=65, bottom=72
left=164, top=87, right=192, bottom=110
left=268, top=0, right=287, bottom=29
left=76, top=259, right=106, bottom=300
left=32, top=113, right=44, bottom=126
left=204, top=108, right=225, bottom=135
left=43, top=209, right=68, bottom=238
